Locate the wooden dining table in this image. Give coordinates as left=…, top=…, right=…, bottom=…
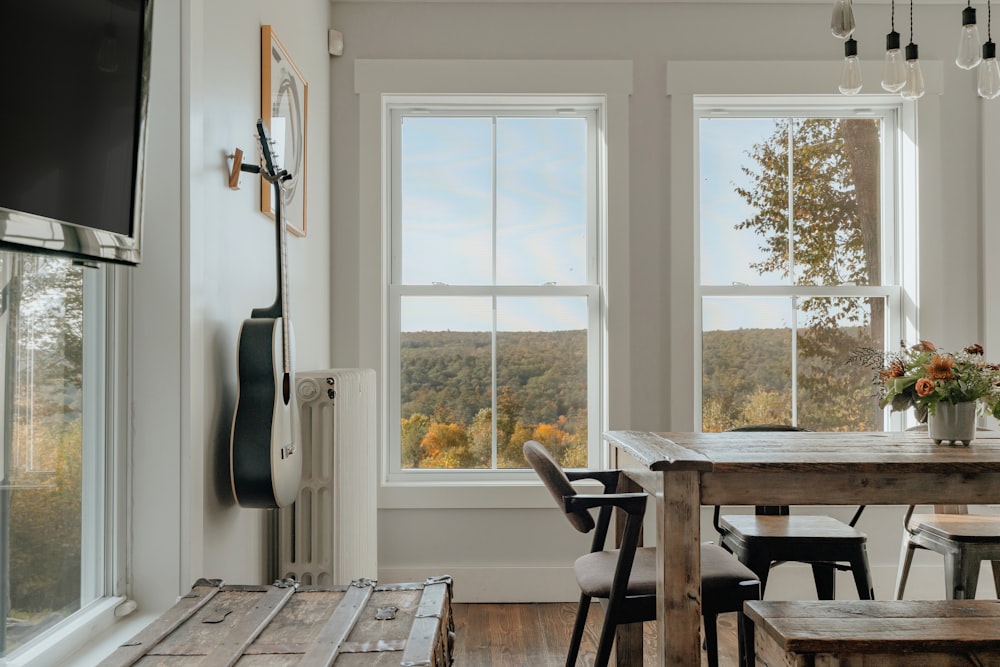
left=604, top=429, right=1000, bottom=666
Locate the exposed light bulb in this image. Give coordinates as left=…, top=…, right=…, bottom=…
left=882, top=30, right=907, bottom=92
left=839, top=38, right=863, bottom=94
left=831, top=0, right=856, bottom=39
left=901, top=43, right=926, bottom=99
left=957, top=6, right=984, bottom=69
left=979, top=40, right=1000, bottom=98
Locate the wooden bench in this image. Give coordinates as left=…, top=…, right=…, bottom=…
left=745, top=599, right=1000, bottom=666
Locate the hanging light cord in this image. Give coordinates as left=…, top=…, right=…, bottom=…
left=891, top=0, right=896, bottom=32
left=910, top=0, right=915, bottom=42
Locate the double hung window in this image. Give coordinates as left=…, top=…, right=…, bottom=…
left=1, top=253, right=122, bottom=663
left=696, top=100, right=902, bottom=432
left=386, top=101, right=602, bottom=475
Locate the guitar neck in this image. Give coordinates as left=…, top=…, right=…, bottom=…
left=250, top=177, right=290, bottom=376
left=250, top=118, right=292, bottom=376
left=277, top=180, right=291, bottom=375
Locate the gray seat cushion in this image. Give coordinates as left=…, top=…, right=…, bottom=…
left=574, top=543, right=758, bottom=606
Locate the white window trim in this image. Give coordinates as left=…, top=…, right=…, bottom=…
left=983, top=104, right=1000, bottom=423
left=0, top=264, right=129, bottom=667
left=355, top=60, right=632, bottom=508
left=668, top=60, right=941, bottom=431
left=386, top=101, right=601, bottom=484
left=694, top=100, right=902, bottom=430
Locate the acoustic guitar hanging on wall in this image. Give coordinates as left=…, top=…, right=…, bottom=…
left=229, top=118, right=302, bottom=509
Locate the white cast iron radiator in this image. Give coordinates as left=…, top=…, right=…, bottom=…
left=278, top=369, right=378, bottom=584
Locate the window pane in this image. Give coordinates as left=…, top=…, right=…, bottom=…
left=2, top=255, right=85, bottom=655
left=398, top=295, right=589, bottom=470
left=791, top=118, right=882, bottom=287
left=400, top=296, right=492, bottom=469
left=702, top=295, right=887, bottom=432
left=496, top=118, right=588, bottom=285
left=700, top=116, right=882, bottom=288
left=496, top=297, right=587, bottom=469
left=702, top=297, right=793, bottom=431
left=700, top=117, right=787, bottom=286
left=795, top=297, right=885, bottom=432
left=400, top=117, right=493, bottom=285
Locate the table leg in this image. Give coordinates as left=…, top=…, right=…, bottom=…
left=657, top=470, right=701, bottom=666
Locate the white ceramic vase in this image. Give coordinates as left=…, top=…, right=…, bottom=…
left=927, top=401, right=977, bottom=445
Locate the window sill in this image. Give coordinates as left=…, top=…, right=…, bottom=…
left=1, top=597, right=160, bottom=667
left=379, top=479, right=603, bottom=509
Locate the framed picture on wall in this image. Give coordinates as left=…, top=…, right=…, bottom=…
left=261, top=25, right=308, bottom=237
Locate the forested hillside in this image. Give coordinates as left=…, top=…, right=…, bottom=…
left=399, top=326, right=881, bottom=468
left=401, top=330, right=587, bottom=426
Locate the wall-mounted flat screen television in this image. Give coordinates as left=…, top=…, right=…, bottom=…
left=0, top=0, right=153, bottom=266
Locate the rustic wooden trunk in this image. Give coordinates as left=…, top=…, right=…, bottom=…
left=746, top=599, right=1000, bottom=666
left=98, top=576, right=454, bottom=667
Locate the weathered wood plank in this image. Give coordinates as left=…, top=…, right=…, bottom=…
left=97, top=579, right=224, bottom=667
left=399, top=577, right=452, bottom=666
left=701, top=471, right=1000, bottom=505
left=660, top=469, right=702, bottom=665
left=296, top=581, right=373, bottom=666
left=603, top=430, right=713, bottom=472
left=200, top=584, right=297, bottom=666
left=748, top=600, right=1000, bottom=664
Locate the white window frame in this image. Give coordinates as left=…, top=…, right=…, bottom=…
left=1, top=261, right=129, bottom=667
left=386, top=101, right=601, bottom=483
left=694, top=99, right=903, bottom=430
left=355, top=60, right=632, bottom=507
left=667, top=60, right=943, bottom=432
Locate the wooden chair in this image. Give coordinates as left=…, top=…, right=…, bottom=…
left=712, top=425, right=875, bottom=600
left=895, top=504, right=1000, bottom=600
left=523, top=440, right=761, bottom=667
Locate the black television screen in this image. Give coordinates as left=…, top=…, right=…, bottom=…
left=0, top=0, right=153, bottom=266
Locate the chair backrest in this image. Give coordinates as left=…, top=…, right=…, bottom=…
left=523, top=440, right=595, bottom=534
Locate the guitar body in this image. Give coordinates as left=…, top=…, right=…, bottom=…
left=230, top=316, right=301, bottom=508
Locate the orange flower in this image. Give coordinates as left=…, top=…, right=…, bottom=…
left=912, top=340, right=937, bottom=352
left=925, top=354, right=956, bottom=381
left=965, top=343, right=985, bottom=356
left=915, top=378, right=935, bottom=397
left=879, top=359, right=906, bottom=382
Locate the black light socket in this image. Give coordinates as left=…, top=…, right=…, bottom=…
left=845, top=37, right=859, bottom=57
left=962, top=5, right=978, bottom=27
left=985, top=40, right=998, bottom=60
left=906, top=42, right=919, bottom=61
left=886, top=30, right=901, bottom=51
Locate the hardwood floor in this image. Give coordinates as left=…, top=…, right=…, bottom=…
left=452, top=602, right=741, bottom=666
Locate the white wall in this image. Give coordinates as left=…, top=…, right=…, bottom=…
left=130, top=0, right=334, bottom=614
left=328, top=1, right=993, bottom=602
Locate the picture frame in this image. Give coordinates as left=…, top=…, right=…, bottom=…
left=261, top=25, right=308, bottom=237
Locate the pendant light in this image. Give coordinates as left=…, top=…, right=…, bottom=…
left=882, top=0, right=906, bottom=92
left=901, top=0, right=926, bottom=99
left=979, top=1, right=1000, bottom=98
left=831, top=0, right=856, bottom=39
left=839, top=38, right=863, bottom=94
left=957, top=2, right=984, bottom=69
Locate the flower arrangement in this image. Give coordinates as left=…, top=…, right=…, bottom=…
left=851, top=341, right=1000, bottom=423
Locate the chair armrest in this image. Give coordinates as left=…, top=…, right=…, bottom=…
left=564, top=492, right=647, bottom=517
left=566, top=469, right=621, bottom=494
